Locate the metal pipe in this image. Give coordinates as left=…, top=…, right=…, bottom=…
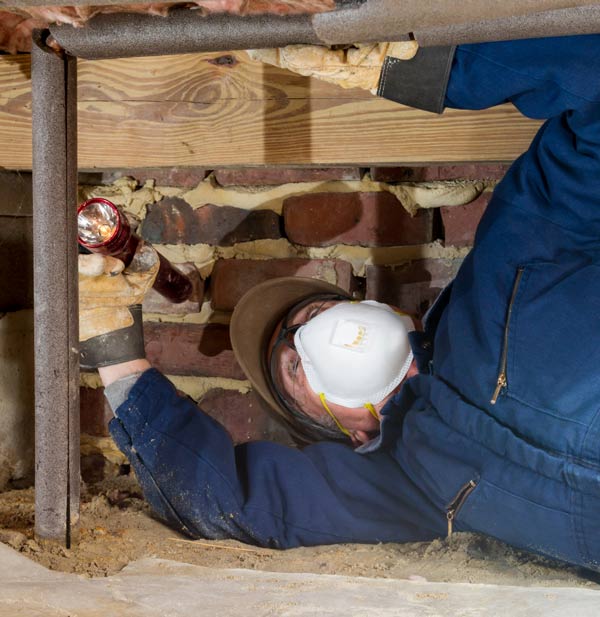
left=311, top=0, right=596, bottom=45
left=31, top=34, right=80, bottom=546
left=415, top=4, right=600, bottom=47
left=50, top=1, right=599, bottom=59
left=50, top=10, right=321, bottom=59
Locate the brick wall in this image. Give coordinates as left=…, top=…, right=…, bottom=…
left=76, top=164, right=507, bottom=479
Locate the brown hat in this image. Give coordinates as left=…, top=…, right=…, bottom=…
left=230, top=277, right=351, bottom=441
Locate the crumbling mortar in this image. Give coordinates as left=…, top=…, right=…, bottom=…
left=143, top=300, right=231, bottom=326
left=155, top=239, right=470, bottom=279
left=80, top=371, right=251, bottom=400
left=80, top=174, right=494, bottom=222
left=169, top=376, right=252, bottom=401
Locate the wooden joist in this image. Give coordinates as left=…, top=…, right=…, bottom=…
left=0, top=51, right=541, bottom=169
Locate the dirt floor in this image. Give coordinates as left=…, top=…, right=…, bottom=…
left=1, top=475, right=600, bottom=589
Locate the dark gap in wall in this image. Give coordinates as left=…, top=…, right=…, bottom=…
left=432, top=206, right=445, bottom=244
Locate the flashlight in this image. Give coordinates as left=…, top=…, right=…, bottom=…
left=77, top=197, right=193, bottom=304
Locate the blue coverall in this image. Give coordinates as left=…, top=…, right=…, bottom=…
left=108, top=36, right=600, bottom=570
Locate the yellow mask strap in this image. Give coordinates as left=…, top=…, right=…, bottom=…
left=364, top=402, right=380, bottom=423
left=319, top=393, right=351, bottom=438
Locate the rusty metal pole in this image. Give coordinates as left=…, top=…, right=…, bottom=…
left=31, top=34, right=80, bottom=546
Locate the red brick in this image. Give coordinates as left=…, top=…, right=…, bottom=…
left=79, top=168, right=209, bottom=188
left=144, top=322, right=245, bottom=379
left=441, top=192, right=492, bottom=247
left=80, top=386, right=112, bottom=437
left=366, top=259, right=463, bottom=318
left=210, top=258, right=356, bottom=311
left=198, top=388, right=293, bottom=445
left=141, top=198, right=281, bottom=246
left=283, top=192, right=432, bottom=247
left=370, top=164, right=510, bottom=183
left=139, top=197, right=191, bottom=244
left=142, top=263, right=205, bottom=314
left=193, top=204, right=281, bottom=245
left=214, top=167, right=361, bottom=186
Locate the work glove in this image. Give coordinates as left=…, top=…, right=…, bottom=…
left=247, top=41, right=419, bottom=94
left=78, top=243, right=159, bottom=368
left=248, top=41, right=455, bottom=114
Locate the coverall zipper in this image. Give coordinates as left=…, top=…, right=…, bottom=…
left=446, top=479, right=477, bottom=537
left=490, top=267, right=525, bottom=405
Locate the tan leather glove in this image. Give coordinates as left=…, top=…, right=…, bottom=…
left=78, top=243, right=159, bottom=342
left=247, top=41, right=418, bottom=93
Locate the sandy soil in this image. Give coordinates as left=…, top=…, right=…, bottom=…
left=1, top=474, right=599, bottom=589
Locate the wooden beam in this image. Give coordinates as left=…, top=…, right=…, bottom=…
left=0, top=52, right=541, bottom=169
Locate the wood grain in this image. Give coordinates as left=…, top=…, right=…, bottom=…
left=0, top=51, right=541, bottom=169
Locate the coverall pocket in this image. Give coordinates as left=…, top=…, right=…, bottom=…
left=505, top=261, right=600, bottom=424
left=457, top=479, right=579, bottom=566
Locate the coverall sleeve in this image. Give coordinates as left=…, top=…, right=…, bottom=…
left=108, top=369, right=443, bottom=548
left=446, top=36, right=600, bottom=238
left=382, top=36, right=600, bottom=237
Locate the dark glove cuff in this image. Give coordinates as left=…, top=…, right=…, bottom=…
left=80, top=304, right=145, bottom=369
left=377, top=45, right=456, bottom=114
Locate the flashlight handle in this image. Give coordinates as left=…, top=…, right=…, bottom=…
left=153, top=252, right=194, bottom=304
left=81, top=231, right=193, bottom=304
left=115, top=235, right=194, bottom=304
left=119, top=235, right=193, bottom=304
left=112, top=232, right=140, bottom=269
left=77, top=199, right=194, bottom=303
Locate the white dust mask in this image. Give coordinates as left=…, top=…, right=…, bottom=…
left=294, top=300, right=414, bottom=408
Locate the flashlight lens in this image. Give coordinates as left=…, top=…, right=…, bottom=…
left=77, top=200, right=119, bottom=245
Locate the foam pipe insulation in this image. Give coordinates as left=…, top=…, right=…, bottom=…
left=50, top=11, right=322, bottom=59
left=310, top=0, right=599, bottom=44
left=31, top=38, right=80, bottom=546
left=49, top=1, right=599, bottom=59
left=415, top=4, right=600, bottom=47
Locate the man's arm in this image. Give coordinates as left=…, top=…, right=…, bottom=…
left=80, top=248, right=442, bottom=548
left=446, top=36, right=600, bottom=239
left=99, top=359, right=151, bottom=386
left=382, top=36, right=600, bottom=237
left=103, top=365, right=444, bottom=547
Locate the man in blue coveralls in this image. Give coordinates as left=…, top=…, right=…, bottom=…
left=78, top=36, right=600, bottom=571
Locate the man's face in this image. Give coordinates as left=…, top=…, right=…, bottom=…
left=268, top=298, right=418, bottom=446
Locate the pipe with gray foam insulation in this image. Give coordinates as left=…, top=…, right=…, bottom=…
left=415, top=5, right=600, bottom=47
left=310, top=0, right=598, bottom=45
left=49, top=1, right=600, bottom=59
left=31, top=35, right=80, bottom=546
left=49, top=10, right=322, bottom=59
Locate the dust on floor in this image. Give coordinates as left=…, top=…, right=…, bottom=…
left=0, top=475, right=598, bottom=588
